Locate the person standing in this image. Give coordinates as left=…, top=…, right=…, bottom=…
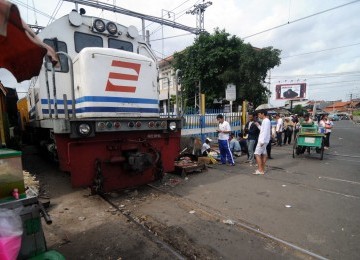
left=283, top=118, right=294, bottom=145
left=266, top=115, right=274, bottom=159
left=275, top=114, right=283, bottom=146
left=292, top=114, right=300, bottom=139
left=319, top=115, right=332, bottom=149
left=253, top=110, right=271, bottom=175
left=244, top=113, right=260, bottom=165
left=325, top=117, right=334, bottom=148
left=216, top=114, right=235, bottom=166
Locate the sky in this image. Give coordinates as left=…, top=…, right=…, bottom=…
left=1, top=0, right=360, bottom=107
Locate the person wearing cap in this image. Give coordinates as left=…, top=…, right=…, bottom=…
left=216, top=114, right=235, bottom=166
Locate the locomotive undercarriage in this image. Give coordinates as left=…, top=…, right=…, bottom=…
left=52, top=129, right=179, bottom=193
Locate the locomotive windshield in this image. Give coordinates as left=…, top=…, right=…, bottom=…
left=43, top=38, right=69, bottom=73
left=108, top=38, right=133, bottom=52
left=74, top=31, right=103, bottom=53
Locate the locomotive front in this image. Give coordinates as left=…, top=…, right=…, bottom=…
left=26, top=10, right=182, bottom=193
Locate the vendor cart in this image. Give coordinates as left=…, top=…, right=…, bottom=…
left=292, top=123, right=325, bottom=160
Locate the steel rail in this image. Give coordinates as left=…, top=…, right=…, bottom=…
left=100, top=193, right=186, bottom=260
left=147, top=183, right=330, bottom=260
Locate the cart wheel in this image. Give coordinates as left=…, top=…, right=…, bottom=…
left=320, top=139, right=324, bottom=160
left=292, top=140, right=297, bottom=158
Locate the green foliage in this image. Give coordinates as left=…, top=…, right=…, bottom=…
left=293, top=104, right=307, bottom=116
left=173, top=29, right=281, bottom=110
left=353, top=110, right=360, bottom=116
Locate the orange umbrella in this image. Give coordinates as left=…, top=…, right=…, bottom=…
left=0, top=0, right=58, bottom=82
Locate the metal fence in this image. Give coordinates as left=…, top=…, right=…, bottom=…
left=161, top=110, right=242, bottom=141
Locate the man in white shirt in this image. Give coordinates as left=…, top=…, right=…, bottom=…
left=216, top=114, right=235, bottom=166
left=275, top=114, right=283, bottom=146
left=201, top=138, right=212, bottom=156
left=253, top=110, right=271, bottom=175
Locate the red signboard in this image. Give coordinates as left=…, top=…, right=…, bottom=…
left=275, top=83, right=306, bottom=100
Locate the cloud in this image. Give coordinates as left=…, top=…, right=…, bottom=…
left=5, top=0, right=360, bottom=104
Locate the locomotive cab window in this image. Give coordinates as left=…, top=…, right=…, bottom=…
left=108, top=38, right=133, bottom=52
left=74, top=31, right=103, bottom=53
left=43, top=39, right=69, bottom=73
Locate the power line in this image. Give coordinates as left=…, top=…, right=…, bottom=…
left=143, top=0, right=194, bottom=31
left=243, top=0, right=360, bottom=39
left=47, top=0, right=63, bottom=26
left=150, top=32, right=193, bottom=42
left=12, top=0, right=53, bottom=20
left=272, top=71, right=360, bottom=79
left=308, top=80, right=360, bottom=87
left=149, top=0, right=202, bottom=36
left=281, top=42, right=360, bottom=59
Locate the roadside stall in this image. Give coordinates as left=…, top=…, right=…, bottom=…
left=0, top=148, right=64, bottom=259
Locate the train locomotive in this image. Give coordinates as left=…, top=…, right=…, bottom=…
left=22, top=9, right=182, bottom=193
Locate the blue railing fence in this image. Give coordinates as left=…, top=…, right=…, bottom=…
left=161, top=111, right=242, bottom=141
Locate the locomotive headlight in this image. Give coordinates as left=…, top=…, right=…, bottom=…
left=93, top=19, right=105, bottom=32
left=169, top=121, right=177, bottom=131
left=78, top=123, right=91, bottom=136
left=106, top=22, right=118, bottom=35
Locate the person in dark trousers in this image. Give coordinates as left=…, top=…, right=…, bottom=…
left=275, top=114, right=283, bottom=146
left=238, top=132, right=248, bottom=157
left=244, top=113, right=260, bottom=165
left=283, top=117, right=294, bottom=145
left=267, top=115, right=274, bottom=159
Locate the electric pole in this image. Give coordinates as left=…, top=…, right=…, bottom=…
left=186, top=1, right=212, bottom=33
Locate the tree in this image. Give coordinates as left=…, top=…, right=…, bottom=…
left=293, top=104, right=307, bottom=116
left=173, top=29, right=281, bottom=110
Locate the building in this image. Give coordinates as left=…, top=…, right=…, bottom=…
left=158, top=55, right=181, bottom=114
left=323, top=101, right=360, bottom=114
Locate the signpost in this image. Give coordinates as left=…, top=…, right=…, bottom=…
left=226, top=84, right=236, bottom=113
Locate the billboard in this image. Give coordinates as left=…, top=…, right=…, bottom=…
left=275, top=83, right=306, bottom=100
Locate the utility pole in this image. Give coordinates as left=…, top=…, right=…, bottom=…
left=186, top=1, right=212, bottom=33
left=267, top=70, right=271, bottom=105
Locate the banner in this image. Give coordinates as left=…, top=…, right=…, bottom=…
left=275, top=83, right=306, bottom=100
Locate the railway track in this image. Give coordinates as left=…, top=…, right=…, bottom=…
left=100, top=191, right=186, bottom=260
left=100, top=180, right=329, bottom=260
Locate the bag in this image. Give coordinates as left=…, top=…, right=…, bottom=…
left=0, top=208, right=23, bottom=260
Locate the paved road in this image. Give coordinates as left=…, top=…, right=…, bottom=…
left=167, top=119, right=360, bottom=259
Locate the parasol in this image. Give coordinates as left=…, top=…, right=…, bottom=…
left=255, top=103, right=274, bottom=111
left=0, top=0, right=58, bottom=82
